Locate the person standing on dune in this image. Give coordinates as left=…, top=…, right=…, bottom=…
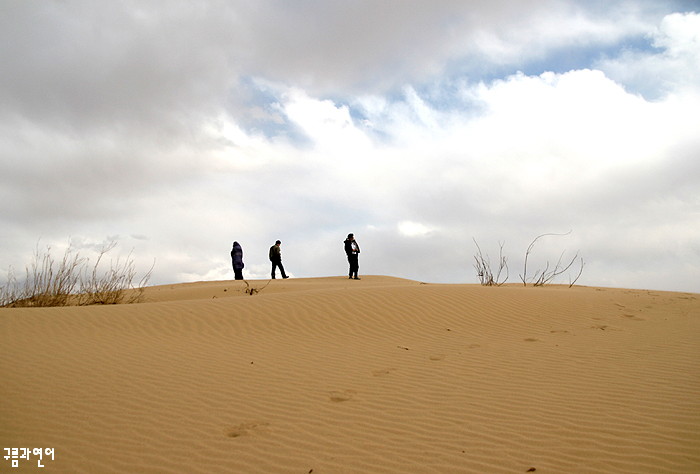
left=344, top=233, right=361, bottom=280
left=269, top=240, right=289, bottom=279
left=231, top=241, right=244, bottom=280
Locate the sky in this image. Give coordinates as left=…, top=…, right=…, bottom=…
left=1, top=0, right=699, bottom=293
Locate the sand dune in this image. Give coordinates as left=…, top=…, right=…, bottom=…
left=1, top=276, right=699, bottom=473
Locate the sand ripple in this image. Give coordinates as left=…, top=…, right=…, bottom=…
left=2, top=277, right=699, bottom=473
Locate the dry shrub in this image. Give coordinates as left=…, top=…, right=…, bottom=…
left=474, top=232, right=584, bottom=288
left=242, top=280, right=271, bottom=295
left=1, top=242, right=153, bottom=308
left=473, top=238, right=508, bottom=286
left=519, top=232, right=584, bottom=287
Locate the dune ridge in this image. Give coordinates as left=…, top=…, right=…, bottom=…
left=2, top=276, right=699, bottom=473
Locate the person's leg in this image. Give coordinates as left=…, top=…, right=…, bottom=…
left=279, top=262, right=288, bottom=279
left=350, top=255, right=359, bottom=279
left=271, top=262, right=277, bottom=279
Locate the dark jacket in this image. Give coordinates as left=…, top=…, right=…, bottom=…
left=231, top=242, right=244, bottom=270
left=269, top=244, right=282, bottom=262
left=344, top=239, right=360, bottom=256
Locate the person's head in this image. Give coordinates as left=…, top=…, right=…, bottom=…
left=347, top=233, right=354, bottom=240
left=233, top=241, right=239, bottom=247
left=275, top=240, right=281, bottom=245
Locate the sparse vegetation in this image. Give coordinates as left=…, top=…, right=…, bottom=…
left=77, top=242, right=154, bottom=305
left=473, top=238, right=508, bottom=286
left=519, top=232, right=584, bottom=287
left=0, top=241, right=153, bottom=307
left=474, top=232, right=584, bottom=288
left=242, top=279, right=271, bottom=296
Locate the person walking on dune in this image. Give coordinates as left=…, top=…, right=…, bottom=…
left=344, top=233, right=361, bottom=280
left=231, top=241, right=244, bottom=280
left=269, top=240, right=289, bottom=279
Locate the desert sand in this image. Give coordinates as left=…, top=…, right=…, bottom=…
left=1, top=276, right=699, bottom=473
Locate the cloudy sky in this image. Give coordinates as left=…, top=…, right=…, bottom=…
left=1, top=0, right=699, bottom=292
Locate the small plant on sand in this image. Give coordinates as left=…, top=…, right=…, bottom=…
left=1, top=244, right=83, bottom=307
left=242, top=279, right=271, bottom=296
left=473, top=238, right=508, bottom=286
left=473, top=231, right=584, bottom=288
left=519, top=232, right=584, bottom=287
left=78, top=242, right=154, bottom=305
left=0, top=241, right=153, bottom=307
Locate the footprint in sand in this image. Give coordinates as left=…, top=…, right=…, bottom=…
left=224, top=422, right=270, bottom=438
left=328, top=390, right=356, bottom=402
left=622, top=314, right=645, bottom=321
left=590, top=325, right=621, bottom=331
left=372, top=368, right=397, bottom=377
left=524, top=338, right=539, bottom=342
left=429, top=354, right=446, bottom=361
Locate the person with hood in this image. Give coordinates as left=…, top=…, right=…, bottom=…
left=231, top=241, right=244, bottom=280
left=344, top=233, right=361, bottom=280
left=269, top=240, right=289, bottom=279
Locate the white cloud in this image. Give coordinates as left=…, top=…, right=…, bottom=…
left=597, top=12, right=700, bottom=97
left=654, top=12, right=700, bottom=58
left=280, top=88, right=373, bottom=152
left=463, top=2, right=651, bottom=66
left=398, top=221, right=436, bottom=238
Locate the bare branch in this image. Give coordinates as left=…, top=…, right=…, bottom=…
left=1, top=241, right=153, bottom=307
left=520, top=231, right=572, bottom=286
left=242, top=279, right=272, bottom=295
left=473, top=238, right=508, bottom=286
left=569, top=257, right=585, bottom=288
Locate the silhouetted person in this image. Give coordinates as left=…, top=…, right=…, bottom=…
left=231, top=241, right=244, bottom=280
left=344, top=233, right=360, bottom=279
left=269, top=240, right=289, bottom=279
